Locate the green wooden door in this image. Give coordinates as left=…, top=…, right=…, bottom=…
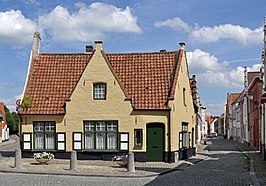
left=146, top=124, right=164, bottom=162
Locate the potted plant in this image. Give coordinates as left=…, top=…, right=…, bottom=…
left=33, top=152, right=54, bottom=164
left=112, top=155, right=128, bottom=166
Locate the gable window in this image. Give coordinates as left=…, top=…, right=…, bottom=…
left=93, top=83, right=106, bottom=100
left=134, top=129, right=143, bottom=146
left=84, top=121, right=117, bottom=150
left=34, top=121, right=55, bottom=150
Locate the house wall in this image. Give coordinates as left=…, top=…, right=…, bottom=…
left=249, top=81, right=261, bottom=150
left=169, top=49, right=196, bottom=154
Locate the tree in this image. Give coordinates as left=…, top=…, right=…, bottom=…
left=4, top=105, right=19, bottom=134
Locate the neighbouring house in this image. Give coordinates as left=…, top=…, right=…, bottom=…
left=225, top=93, right=240, bottom=139
left=205, top=115, right=218, bottom=134
left=18, top=32, right=197, bottom=162
left=0, top=102, right=5, bottom=143
left=231, top=91, right=244, bottom=142
left=189, top=75, right=201, bottom=144
left=198, top=105, right=207, bottom=139
left=215, top=113, right=225, bottom=135
left=246, top=71, right=262, bottom=150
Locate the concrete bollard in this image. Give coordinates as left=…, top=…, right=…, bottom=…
left=14, top=149, right=22, bottom=169
left=127, top=152, right=135, bottom=172
left=70, top=150, right=77, bottom=171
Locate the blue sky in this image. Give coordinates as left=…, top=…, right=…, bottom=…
left=0, top=0, right=265, bottom=115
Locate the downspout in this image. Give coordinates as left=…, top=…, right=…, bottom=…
left=168, top=110, right=172, bottom=163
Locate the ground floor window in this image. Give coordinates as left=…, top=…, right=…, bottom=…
left=179, top=122, right=189, bottom=149
left=84, top=121, right=118, bottom=150
left=33, top=121, right=55, bottom=150
left=134, top=129, right=143, bottom=146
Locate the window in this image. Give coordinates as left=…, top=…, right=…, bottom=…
left=93, top=83, right=106, bottom=100
left=180, top=122, right=189, bottom=149
left=84, top=121, right=117, bottom=150
left=134, top=129, right=143, bottom=146
left=34, top=121, right=55, bottom=150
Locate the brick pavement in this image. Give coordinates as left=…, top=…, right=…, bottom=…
left=0, top=147, right=208, bottom=177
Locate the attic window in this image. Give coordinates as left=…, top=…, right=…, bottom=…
left=93, top=83, right=106, bottom=100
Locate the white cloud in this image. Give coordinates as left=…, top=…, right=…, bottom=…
left=187, top=49, right=262, bottom=88
left=205, top=101, right=225, bottom=116
left=154, top=17, right=191, bottom=32
left=39, top=2, right=142, bottom=43
left=189, top=24, right=263, bottom=45
left=154, top=17, right=262, bottom=45
left=0, top=10, right=37, bottom=45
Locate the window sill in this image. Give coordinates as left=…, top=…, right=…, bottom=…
left=83, top=149, right=119, bottom=152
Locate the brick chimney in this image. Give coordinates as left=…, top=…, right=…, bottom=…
left=32, top=32, right=41, bottom=59
left=179, top=42, right=186, bottom=50
left=94, top=41, right=103, bottom=51
left=86, top=45, right=93, bottom=53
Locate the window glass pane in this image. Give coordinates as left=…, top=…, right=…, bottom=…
left=94, top=84, right=106, bottom=99
left=134, top=129, right=142, bottom=146
left=85, top=122, right=94, bottom=132
left=96, top=132, right=106, bottom=149
left=45, top=122, right=55, bottom=132
left=34, top=133, right=44, bottom=149
left=107, top=122, right=117, bottom=131
left=96, top=122, right=105, bottom=131
left=85, top=132, right=94, bottom=149
left=34, top=122, right=44, bottom=132
left=107, top=133, right=117, bottom=149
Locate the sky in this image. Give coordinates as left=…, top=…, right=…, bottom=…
left=0, top=0, right=265, bottom=116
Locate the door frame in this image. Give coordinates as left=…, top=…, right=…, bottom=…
left=146, top=123, right=165, bottom=162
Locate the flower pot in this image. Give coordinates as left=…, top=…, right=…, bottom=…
left=35, top=158, right=50, bottom=164
left=116, top=161, right=127, bottom=166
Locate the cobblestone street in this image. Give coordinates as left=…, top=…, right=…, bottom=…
left=0, top=136, right=265, bottom=185
left=146, top=138, right=253, bottom=186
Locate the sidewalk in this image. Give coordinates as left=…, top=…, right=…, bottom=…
left=232, top=140, right=266, bottom=185
left=0, top=139, right=209, bottom=178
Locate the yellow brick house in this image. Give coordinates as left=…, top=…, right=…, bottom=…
left=19, top=32, right=196, bottom=162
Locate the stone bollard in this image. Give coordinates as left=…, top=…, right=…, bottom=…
left=70, top=150, right=77, bottom=171
left=127, top=152, right=135, bottom=172
left=14, top=149, right=22, bottom=169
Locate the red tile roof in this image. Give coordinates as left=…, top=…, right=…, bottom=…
left=19, top=50, right=180, bottom=115
left=20, top=54, right=91, bottom=114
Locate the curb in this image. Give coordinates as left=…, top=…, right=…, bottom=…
left=231, top=141, right=261, bottom=186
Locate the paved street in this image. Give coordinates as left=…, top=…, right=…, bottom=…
left=146, top=138, right=252, bottom=186
left=0, top=172, right=155, bottom=186
left=0, top=136, right=262, bottom=186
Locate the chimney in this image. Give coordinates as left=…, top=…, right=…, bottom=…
left=160, top=49, right=167, bottom=53
left=32, top=32, right=41, bottom=58
left=94, top=41, right=103, bottom=51
left=179, top=42, right=186, bottom=50
left=85, top=45, right=93, bottom=53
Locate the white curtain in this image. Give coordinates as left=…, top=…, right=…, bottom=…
left=35, top=133, right=44, bottom=149
left=96, top=132, right=105, bottom=149
left=107, top=133, right=116, bottom=149
left=45, top=133, right=55, bottom=149
left=85, top=133, right=94, bottom=149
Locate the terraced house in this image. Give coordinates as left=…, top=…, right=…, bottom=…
left=19, top=32, right=197, bottom=162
